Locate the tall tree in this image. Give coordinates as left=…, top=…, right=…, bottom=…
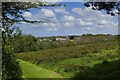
left=2, top=2, right=61, bottom=78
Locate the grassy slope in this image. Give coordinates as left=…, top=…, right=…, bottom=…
left=18, top=60, right=63, bottom=78
left=16, top=40, right=119, bottom=78
left=17, top=49, right=119, bottom=78
left=38, top=50, right=119, bottom=77
left=59, top=50, right=118, bottom=66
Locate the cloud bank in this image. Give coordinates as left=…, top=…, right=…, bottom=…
left=20, top=5, right=118, bottom=37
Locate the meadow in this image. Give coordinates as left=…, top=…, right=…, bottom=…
left=18, top=60, right=63, bottom=78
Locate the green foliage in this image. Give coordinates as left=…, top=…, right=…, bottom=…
left=84, top=2, right=120, bottom=16
left=16, top=36, right=118, bottom=78
left=9, top=34, right=117, bottom=54
left=0, top=28, right=2, bottom=79
left=102, top=60, right=109, bottom=65
left=2, top=27, right=22, bottom=79
left=16, top=47, right=119, bottom=78
left=12, top=32, right=39, bottom=53
left=2, top=2, right=62, bottom=79
left=82, top=34, right=93, bottom=36
left=74, top=60, right=120, bottom=78
left=16, top=35, right=119, bottom=78
left=2, top=2, right=61, bottom=25
left=16, top=40, right=118, bottom=65
left=69, top=36, right=74, bottom=40
left=59, top=49, right=119, bottom=72
left=2, top=2, right=119, bottom=78
left=29, top=35, right=117, bottom=52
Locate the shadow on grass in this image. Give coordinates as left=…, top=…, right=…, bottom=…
left=73, top=60, right=120, bottom=79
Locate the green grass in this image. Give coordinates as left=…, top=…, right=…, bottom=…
left=37, top=50, right=119, bottom=78
left=18, top=60, right=63, bottom=78
left=59, top=50, right=119, bottom=67
left=16, top=41, right=119, bottom=78
left=17, top=49, right=119, bottom=78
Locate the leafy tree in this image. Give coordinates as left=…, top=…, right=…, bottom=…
left=12, top=33, right=38, bottom=53
left=69, top=36, right=74, bottom=40
left=84, top=1, right=120, bottom=16
left=2, top=27, right=22, bottom=79
left=2, top=2, right=61, bottom=78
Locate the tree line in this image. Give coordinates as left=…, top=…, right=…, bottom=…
left=10, top=27, right=118, bottom=54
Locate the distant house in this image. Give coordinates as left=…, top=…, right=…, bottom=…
left=105, top=39, right=108, bottom=41
left=39, top=39, right=43, bottom=42
left=76, top=38, right=80, bottom=39
left=56, top=38, right=66, bottom=41
left=43, top=39, right=46, bottom=41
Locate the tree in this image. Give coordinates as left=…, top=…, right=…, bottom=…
left=2, top=2, right=61, bottom=78
left=84, top=1, right=120, bottom=16
left=13, top=33, right=39, bottom=53
left=2, top=27, right=22, bottom=79
left=69, top=36, right=74, bottom=40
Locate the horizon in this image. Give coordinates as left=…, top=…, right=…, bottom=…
left=22, top=33, right=118, bottom=38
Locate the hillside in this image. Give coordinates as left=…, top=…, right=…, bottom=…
left=16, top=37, right=119, bottom=78
left=18, top=60, right=63, bottom=78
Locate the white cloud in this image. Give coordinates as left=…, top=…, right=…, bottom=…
left=61, top=15, right=75, bottom=27
left=21, top=6, right=118, bottom=36
left=77, top=19, right=93, bottom=27
left=41, top=0, right=62, bottom=2
left=23, top=12, right=32, bottom=18
left=23, top=11, right=43, bottom=21
left=42, top=23, right=49, bottom=27
left=71, top=7, right=118, bottom=34
left=72, top=8, right=82, bottom=15
left=47, top=28, right=58, bottom=31
left=54, top=6, right=69, bottom=14
left=49, top=23, right=56, bottom=27
left=41, top=9, right=55, bottom=18
left=55, top=7, right=65, bottom=13
left=113, top=9, right=119, bottom=14
left=62, top=15, right=75, bottom=22
left=62, top=22, right=74, bottom=27
left=86, top=27, right=93, bottom=31
left=72, top=7, right=117, bottom=26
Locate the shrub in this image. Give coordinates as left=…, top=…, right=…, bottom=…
left=102, top=60, right=109, bottom=65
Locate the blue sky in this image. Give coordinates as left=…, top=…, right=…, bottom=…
left=15, top=2, right=118, bottom=37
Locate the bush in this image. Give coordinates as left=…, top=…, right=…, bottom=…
left=102, top=60, right=109, bottom=65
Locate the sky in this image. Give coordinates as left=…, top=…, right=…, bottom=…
left=15, top=2, right=118, bottom=37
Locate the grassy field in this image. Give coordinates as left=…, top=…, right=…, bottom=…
left=59, top=50, right=118, bottom=66
left=37, top=49, right=119, bottom=78
left=16, top=40, right=119, bottom=78
left=18, top=60, right=63, bottom=78
left=17, top=49, right=119, bottom=78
